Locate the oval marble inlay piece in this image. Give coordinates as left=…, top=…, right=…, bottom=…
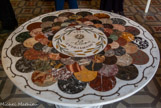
left=58, top=75, right=87, bottom=94
left=98, top=64, right=118, bottom=77
left=89, top=73, right=116, bottom=92
left=11, top=44, right=27, bottom=57
left=130, top=50, right=149, bottom=65
left=116, top=64, right=139, bottom=80
left=15, top=57, right=34, bottom=73
left=132, top=37, right=149, bottom=49
left=32, top=71, right=57, bottom=87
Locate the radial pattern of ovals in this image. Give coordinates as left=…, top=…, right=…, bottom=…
left=116, top=64, right=139, bottom=80
left=16, top=32, right=31, bottom=43
left=125, top=26, right=140, bottom=36
left=114, top=46, right=126, bottom=56
left=32, top=71, right=57, bottom=87
left=10, top=10, right=151, bottom=94
left=74, top=66, right=97, bottom=82
left=116, top=53, right=133, bottom=66
left=89, top=73, right=116, bottom=92
left=98, top=64, right=118, bottom=77
left=41, top=16, right=57, bottom=22
left=103, top=56, right=117, bottom=65
left=76, top=11, right=93, bottom=17
left=130, top=50, right=149, bottom=65
left=85, top=61, right=103, bottom=71
left=111, top=18, right=126, bottom=25
left=15, top=57, right=34, bottom=73
left=52, top=66, right=73, bottom=80
left=27, top=22, right=42, bottom=31
left=58, top=75, right=87, bottom=94
left=11, top=44, right=28, bottom=57
left=132, top=37, right=149, bottom=49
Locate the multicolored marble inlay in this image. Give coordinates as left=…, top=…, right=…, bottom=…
left=1, top=9, right=160, bottom=106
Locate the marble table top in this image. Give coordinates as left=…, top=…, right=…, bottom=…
left=1, top=9, right=160, bottom=107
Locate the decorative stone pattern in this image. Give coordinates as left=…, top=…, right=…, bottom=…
left=0, top=0, right=161, bottom=108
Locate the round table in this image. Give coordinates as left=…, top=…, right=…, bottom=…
left=1, top=9, right=160, bottom=108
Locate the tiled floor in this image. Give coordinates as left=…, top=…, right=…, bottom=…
left=0, top=0, right=161, bottom=108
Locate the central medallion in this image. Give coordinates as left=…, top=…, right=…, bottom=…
left=52, top=25, right=107, bottom=57
left=75, top=34, right=84, bottom=39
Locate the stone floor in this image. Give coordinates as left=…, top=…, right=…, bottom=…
left=0, top=0, right=161, bottom=108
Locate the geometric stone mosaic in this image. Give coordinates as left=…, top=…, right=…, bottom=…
left=0, top=0, right=161, bottom=108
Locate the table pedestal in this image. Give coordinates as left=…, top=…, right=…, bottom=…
left=55, top=105, right=103, bottom=108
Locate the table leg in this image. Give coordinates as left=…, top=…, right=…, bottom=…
left=55, top=105, right=103, bottom=108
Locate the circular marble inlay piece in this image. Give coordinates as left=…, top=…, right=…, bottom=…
left=52, top=25, right=107, bottom=57
left=11, top=44, right=27, bottom=57
left=15, top=57, right=34, bottom=73
left=98, top=64, right=118, bottom=77
left=130, top=50, right=149, bottom=65
left=116, top=64, right=139, bottom=80
left=32, top=71, right=57, bottom=87
left=132, top=37, right=149, bottom=49
left=89, top=73, right=116, bottom=92
left=16, top=32, right=31, bottom=43
left=58, top=75, right=87, bottom=94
